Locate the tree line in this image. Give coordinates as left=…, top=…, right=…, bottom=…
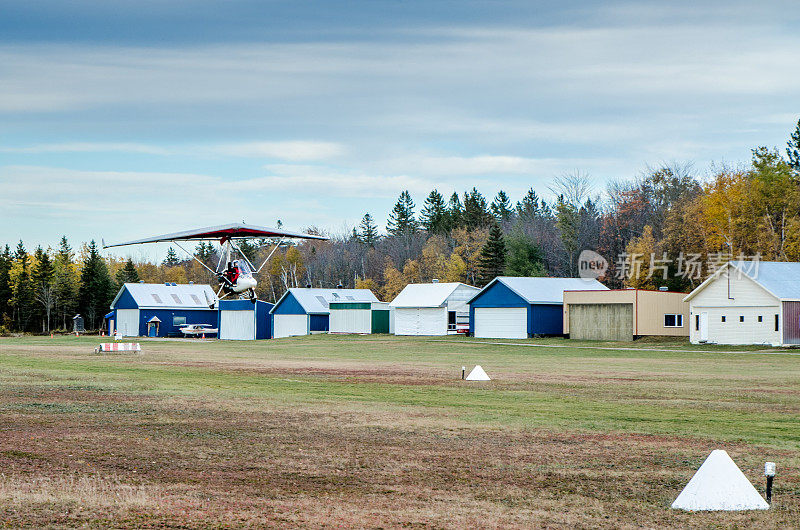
left=2, top=119, right=799, bottom=333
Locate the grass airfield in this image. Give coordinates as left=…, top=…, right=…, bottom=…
left=1, top=334, right=799, bottom=528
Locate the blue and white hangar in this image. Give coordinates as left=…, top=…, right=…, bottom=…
left=270, top=288, right=379, bottom=338
left=217, top=299, right=274, bottom=340
left=468, top=277, right=608, bottom=339
left=109, top=282, right=218, bottom=337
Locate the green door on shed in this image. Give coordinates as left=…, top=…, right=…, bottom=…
left=371, top=310, right=390, bottom=333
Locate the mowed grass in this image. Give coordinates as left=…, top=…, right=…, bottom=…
left=1, top=335, right=799, bottom=528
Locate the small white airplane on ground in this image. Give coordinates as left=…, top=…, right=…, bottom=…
left=179, top=324, right=218, bottom=337
left=103, top=222, right=327, bottom=307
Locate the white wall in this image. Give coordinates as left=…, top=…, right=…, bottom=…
left=330, top=309, right=371, bottom=334
left=394, top=307, right=448, bottom=335
left=689, top=270, right=781, bottom=345
left=116, top=309, right=140, bottom=337
left=445, top=284, right=480, bottom=312
left=273, top=314, right=309, bottom=338
left=219, top=310, right=256, bottom=340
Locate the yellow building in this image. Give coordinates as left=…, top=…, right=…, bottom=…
left=563, top=289, right=689, bottom=341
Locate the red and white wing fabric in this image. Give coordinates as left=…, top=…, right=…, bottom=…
left=103, top=223, right=327, bottom=248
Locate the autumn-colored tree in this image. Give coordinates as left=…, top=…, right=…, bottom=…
left=382, top=261, right=406, bottom=300
left=450, top=227, right=489, bottom=286
left=623, top=225, right=659, bottom=290
left=443, top=253, right=467, bottom=282
left=355, top=277, right=379, bottom=295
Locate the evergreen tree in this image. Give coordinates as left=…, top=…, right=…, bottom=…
left=31, top=247, right=56, bottom=332
left=463, top=188, right=492, bottom=229
left=53, top=236, right=78, bottom=330
left=115, top=258, right=140, bottom=287
left=516, top=188, right=540, bottom=218
left=11, top=241, right=35, bottom=331
left=446, top=192, right=464, bottom=230
left=491, top=190, right=513, bottom=223
left=504, top=233, right=545, bottom=277
left=788, top=118, right=800, bottom=174
left=163, top=247, right=181, bottom=266
left=236, top=240, right=259, bottom=264
left=477, top=224, right=506, bottom=286
left=195, top=242, right=215, bottom=263
left=78, top=240, right=114, bottom=330
left=0, top=245, right=11, bottom=326
left=386, top=190, right=418, bottom=237
left=357, top=213, right=379, bottom=247
left=420, top=190, right=448, bottom=234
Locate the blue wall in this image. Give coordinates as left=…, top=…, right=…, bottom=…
left=114, top=288, right=138, bottom=310
left=256, top=301, right=274, bottom=339
left=310, top=314, right=329, bottom=332
left=469, top=280, right=566, bottom=336
left=530, top=304, right=564, bottom=335
left=272, top=292, right=306, bottom=315
left=138, top=309, right=218, bottom=337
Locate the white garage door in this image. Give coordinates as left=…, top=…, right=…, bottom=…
left=220, top=310, right=255, bottom=340
left=393, top=307, right=447, bottom=335
left=393, top=308, right=418, bottom=335
left=273, top=314, right=308, bottom=338
left=474, top=307, right=528, bottom=339
left=330, top=309, right=371, bottom=334
left=116, top=309, right=140, bottom=337
left=418, top=307, right=447, bottom=335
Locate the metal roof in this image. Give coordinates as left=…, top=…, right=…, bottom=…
left=471, top=276, right=609, bottom=304
left=389, top=282, right=479, bottom=308
left=685, top=261, right=800, bottom=302
left=272, top=288, right=379, bottom=314
left=111, top=283, right=217, bottom=309
left=103, top=222, right=327, bottom=248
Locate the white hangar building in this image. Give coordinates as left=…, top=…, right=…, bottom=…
left=684, top=261, right=800, bottom=346
left=390, top=282, right=479, bottom=336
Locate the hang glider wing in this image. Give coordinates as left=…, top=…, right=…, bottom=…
left=103, top=222, right=328, bottom=248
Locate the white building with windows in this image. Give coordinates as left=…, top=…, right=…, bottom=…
left=684, top=261, right=800, bottom=346
left=390, top=282, right=479, bottom=335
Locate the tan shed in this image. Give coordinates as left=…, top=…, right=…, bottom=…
left=563, top=289, right=689, bottom=341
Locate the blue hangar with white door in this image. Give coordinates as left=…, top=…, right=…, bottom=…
left=217, top=299, right=273, bottom=340
left=271, top=288, right=379, bottom=338
left=468, top=277, right=608, bottom=339
left=109, top=282, right=219, bottom=337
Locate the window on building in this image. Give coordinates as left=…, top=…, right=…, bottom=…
left=447, top=311, right=456, bottom=331
left=721, top=316, right=726, bottom=322
left=151, top=294, right=162, bottom=304
left=173, top=316, right=186, bottom=327
left=171, top=294, right=182, bottom=304
left=758, top=315, right=763, bottom=322
left=664, top=314, right=683, bottom=327
left=695, top=315, right=700, bottom=331
left=739, top=316, right=744, bottom=322
left=190, top=294, right=202, bottom=305
left=775, top=314, right=779, bottom=332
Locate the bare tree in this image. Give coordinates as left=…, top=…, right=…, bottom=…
left=36, top=283, right=56, bottom=333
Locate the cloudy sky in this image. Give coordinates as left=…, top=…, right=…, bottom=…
left=2, top=0, right=799, bottom=257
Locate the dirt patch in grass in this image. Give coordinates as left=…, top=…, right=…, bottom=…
left=1, top=385, right=799, bottom=528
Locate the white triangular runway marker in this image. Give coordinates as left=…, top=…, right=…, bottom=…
left=671, top=450, right=769, bottom=511
left=465, top=365, right=490, bottom=381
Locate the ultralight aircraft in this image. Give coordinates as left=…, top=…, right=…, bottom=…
left=103, top=223, right=327, bottom=307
